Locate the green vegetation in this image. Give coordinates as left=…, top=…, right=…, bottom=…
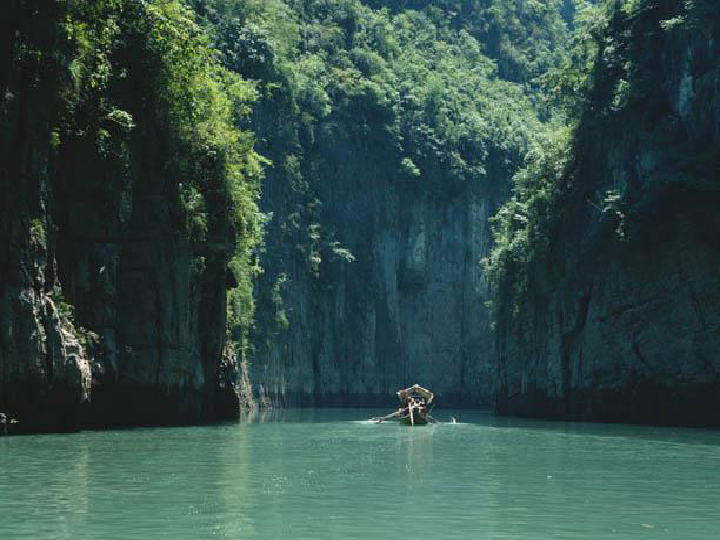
left=486, top=0, right=619, bottom=318
left=28, top=218, right=47, bottom=252
left=7, top=0, right=628, bottom=358
left=6, top=0, right=265, bottom=350
left=360, top=0, right=577, bottom=83
left=486, top=0, right=719, bottom=324
left=190, top=0, right=577, bottom=190
left=186, top=0, right=581, bottom=341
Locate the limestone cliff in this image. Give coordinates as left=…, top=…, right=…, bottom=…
left=253, top=139, right=511, bottom=407
left=221, top=0, right=567, bottom=408
left=0, top=0, right=251, bottom=432
left=493, top=0, right=720, bottom=425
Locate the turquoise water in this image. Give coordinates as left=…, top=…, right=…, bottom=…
left=1, top=409, right=720, bottom=539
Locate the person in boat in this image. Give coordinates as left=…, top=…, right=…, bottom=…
left=372, top=384, right=437, bottom=423
left=0, top=412, right=7, bottom=435
left=409, top=396, right=434, bottom=423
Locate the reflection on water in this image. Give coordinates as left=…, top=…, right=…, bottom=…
left=1, top=409, right=720, bottom=539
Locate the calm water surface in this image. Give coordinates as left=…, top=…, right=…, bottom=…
left=1, top=409, right=720, bottom=539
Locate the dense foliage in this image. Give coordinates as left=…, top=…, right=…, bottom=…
left=186, top=0, right=581, bottom=346
left=3, top=0, right=265, bottom=344
left=3, top=0, right=597, bottom=357
left=486, top=0, right=720, bottom=322
left=486, top=0, right=623, bottom=318
left=191, top=0, right=554, bottom=186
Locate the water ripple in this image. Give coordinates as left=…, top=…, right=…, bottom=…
left=1, top=410, right=720, bottom=539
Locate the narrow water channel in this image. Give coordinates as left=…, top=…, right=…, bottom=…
left=2, top=409, right=719, bottom=539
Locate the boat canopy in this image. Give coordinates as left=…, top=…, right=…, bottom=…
left=397, top=384, right=434, bottom=404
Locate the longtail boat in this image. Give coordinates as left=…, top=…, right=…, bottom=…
left=371, top=384, right=436, bottom=426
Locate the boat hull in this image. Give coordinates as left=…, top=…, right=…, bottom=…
left=401, top=415, right=428, bottom=426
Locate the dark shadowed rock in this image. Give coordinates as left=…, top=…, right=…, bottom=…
left=0, top=2, right=242, bottom=433
left=493, top=0, right=720, bottom=426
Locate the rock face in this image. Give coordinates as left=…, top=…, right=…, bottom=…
left=252, top=130, right=512, bottom=407
left=0, top=35, right=94, bottom=431
left=0, top=2, right=241, bottom=433
left=235, top=0, right=557, bottom=410
left=494, top=1, right=720, bottom=425
left=49, top=157, right=240, bottom=428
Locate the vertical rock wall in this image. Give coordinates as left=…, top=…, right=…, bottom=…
left=0, top=2, right=241, bottom=432
left=0, top=9, right=93, bottom=431
left=252, top=128, right=512, bottom=407
left=494, top=1, right=720, bottom=426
